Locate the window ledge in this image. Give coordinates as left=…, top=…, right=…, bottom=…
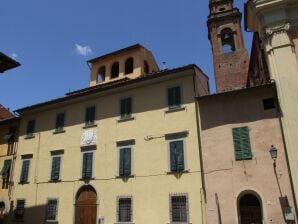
left=116, top=175, right=135, bottom=179
left=117, top=116, right=135, bottom=123
left=166, top=169, right=190, bottom=175
left=24, top=135, right=35, bottom=139
left=53, top=129, right=65, bottom=134
left=18, top=181, right=29, bottom=185
left=79, top=177, right=95, bottom=181
left=165, top=106, right=186, bottom=113
left=45, top=220, right=58, bottom=223
left=48, top=179, right=61, bottom=183
left=82, top=123, right=97, bottom=129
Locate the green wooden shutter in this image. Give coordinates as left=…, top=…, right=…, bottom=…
left=126, top=98, right=132, bottom=117
left=119, top=148, right=131, bottom=177
left=26, top=120, right=35, bottom=135
left=1, top=159, right=11, bottom=177
left=168, top=88, right=175, bottom=107
left=51, top=157, right=61, bottom=181
left=124, top=148, right=131, bottom=176
left=119, top=148, right=125, bottom=176
left=85, top=107, right=95, bottom=125
left=176, top=141, right=185, bottom=171
left=55, top=113, right=64, bottom=131
left=174, top=87, right=181, bottom=106
left=233, top=127, right=252, bottom=160
left=170, top=142, right=177, bottom=171
left=82, top=153, right=93, bottom=178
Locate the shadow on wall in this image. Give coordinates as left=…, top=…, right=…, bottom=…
left=2, top=203, right=47, bottom=224
left=199, top=86, right=279, bottom=130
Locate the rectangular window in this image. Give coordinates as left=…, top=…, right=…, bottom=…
left=167, top=86, right=181, bottom=109
left=120, top=97, right=132, bottom=119
left=82, top=152, right=93, bottom=179
left=26, top=120, right=35, bottom=137
left=50, top=156, right=61, bottom=181
left=119, top=147, right=131, bottom=177
left=170, top=194, right=188, bottom=223
left=55, top=113, right=65, bottom=132
left=45, top=199, right=58, bottom=221
left=0, top=159, right=11, bottom=178
left=263, top=98, right=275, bottom=110
left=232, top=126, right=253, bottom=160
left=14, top=199, right=25, bottom=220
left=85, top=106, right=96, bottom=126
left=169, top=140, right=185, bottom=172
left=118, top=197, right=132, bottom=222
left=20, top=159, right=30, bottom=183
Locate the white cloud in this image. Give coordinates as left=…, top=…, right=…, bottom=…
left=75, top=44, right=92, bottom=56
left=11, top=53, right=18, bottom=60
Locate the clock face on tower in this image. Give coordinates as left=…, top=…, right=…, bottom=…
left=81, top=130, right=97, bottom=146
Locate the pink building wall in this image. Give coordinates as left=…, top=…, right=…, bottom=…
left=198, top=85, right=296, bottom=223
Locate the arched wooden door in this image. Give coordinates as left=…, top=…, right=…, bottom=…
left=75, top=185, right=97, bottom=224
left=239, top=193, right=262, bottom=224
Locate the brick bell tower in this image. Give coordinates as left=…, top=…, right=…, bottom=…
left=207, top=0, right=249, bottom=92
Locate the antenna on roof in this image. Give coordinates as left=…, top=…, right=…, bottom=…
left=162, top=61, right=167, bottom=70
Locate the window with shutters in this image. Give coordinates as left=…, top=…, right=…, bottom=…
left=50, top=156, right=61, bottom=181
left=168, top=139, right=186, bottom=172
left=167, top=86, right=182, bottom=109
left=14, top=199, right=25, bottom=220
left=1, top=159, right=11, bottom=179
left=232, top=126, right=253, bottom=161
left=125, top=57, right=134, bottom=75
left=120, top=97, right=132, bottom=120
left=170, top=193, right=189, bottom=224
left=111, top=62, right=120, bottom=79
left=20, top=159, right=30, bottom=183
left=54, top=113, right=65, bottom=133
left=82, top=152, right=93, bottom=179
left=45, top=199, right=58, bottom=221
left=85, top=106, right=96, bottom=127
left=117, top=197, right=132, bottom=223
left=26, top=119, right=35, bottom=138
left=118, top=147, right=132, bottom=177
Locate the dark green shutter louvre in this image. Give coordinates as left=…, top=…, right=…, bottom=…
left=174, top=87, right=181, bottom=106
left=20, top=160, right=30, bottom=183
left=1, top=159, right=11, bottom=177
left=119, top=148, right=131, bottom=177
left=82, top=153, right=92, bottom=178
left=27, top=120, right=35, bottom=135
left=170, top=142, right=177, bottom=171
left=233, top=127, right=252, bottom=160
left=176, top=141, right=184, bottom=171
left=51, top=157, right=61, bottom=180
left=85, top=107, right=95, bottom=125
left=168, top=88, right=175, bottom=107
left=56, top=113, right=64, bottom=130
left=126, top=98, right=132, bottom=116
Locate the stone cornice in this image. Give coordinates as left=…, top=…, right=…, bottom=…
left=265, top=23, right=291, bottom=36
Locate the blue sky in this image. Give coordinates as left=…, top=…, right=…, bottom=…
left=0, top=0, right=251, bottom=111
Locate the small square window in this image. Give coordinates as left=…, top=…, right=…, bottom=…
left=45, top=199, right=58, bottom=221
left=117, top=197, right=132, bottom=222
left=167, top=86, right=181, bottom=109
left=120, top=97, right=132, bottom=119
left=14, top=199, right=25, bottom=220
left=55, top=113, right=65, bottom=132
left=170, top=194, right=189, bottom=223
left=263, top=98, right=275, bottom=110
left=85, top=106, right=96, bottom=126
left=26, top=120, right=35, bottom=137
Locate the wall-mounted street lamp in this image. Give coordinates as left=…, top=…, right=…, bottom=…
left=269, top=145, right=278, bottom=168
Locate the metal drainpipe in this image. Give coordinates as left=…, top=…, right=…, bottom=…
left=192, top=71, right=207, bottom=224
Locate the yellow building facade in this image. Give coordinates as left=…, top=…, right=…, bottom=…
left=7, top=45, right=209, bottom=224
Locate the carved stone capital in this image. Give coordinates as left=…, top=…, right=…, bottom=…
left=265, top=23, right=291, bottom=36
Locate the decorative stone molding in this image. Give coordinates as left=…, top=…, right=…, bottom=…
left=265, top=23, right=291, bottom=36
